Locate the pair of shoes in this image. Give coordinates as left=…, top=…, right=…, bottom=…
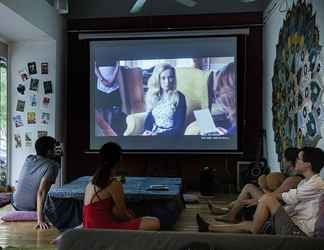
left=196, top=214, right=209, bottom=232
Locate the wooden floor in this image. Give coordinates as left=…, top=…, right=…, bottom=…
left=0, top=193, right=235, bottom=249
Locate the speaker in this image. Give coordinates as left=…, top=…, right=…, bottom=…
left=236, top=160, right=269, bottom=191
left=55, top=0, right=69, bottom=14
left=200, top=167, right=212, bottom=195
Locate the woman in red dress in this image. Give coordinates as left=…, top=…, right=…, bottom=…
left=83, top=142, right=160, bottom=230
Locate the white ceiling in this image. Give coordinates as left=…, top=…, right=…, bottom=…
left=0, top=2, right=52, bottom=42
left=68, top=0, right=273, bottom=19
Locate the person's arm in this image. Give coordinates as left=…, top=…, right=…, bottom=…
left=281, top=178, right=320, bottom=205
left=273, top=176, right=303, bottom=195
left=143, top=111, right=154, bottom=134
left=110, top=181, right=133, bottom=220
left=96, top=110, right=117, bottom=136
left=276, top=192, right=283, bottom=201
left=160, top=92, right=187, bottom=136
left=35, top=176, right=52, bottom=230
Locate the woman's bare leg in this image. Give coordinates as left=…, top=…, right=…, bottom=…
left=214, top=184, right=264, bottom=222
left=138, top=216, right=160, bottom=231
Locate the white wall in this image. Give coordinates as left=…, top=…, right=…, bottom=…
left=0, top=1, right=66, bottom=185
left=0, top=0, right=63, bottom=40
left=263, top=0, right=324, bottom=171
left=10, top=41, right=56, bottom=184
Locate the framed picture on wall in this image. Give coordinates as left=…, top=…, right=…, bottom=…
left=19, top=68, right=29, bottom=81
left=27, top=62, right=37, bottom=75
left=16, top=100, right=25, bottom=112
left=41, top=62, right=48, bottom=74
left=43, top=81, right=53, bottom=94
left=27, top=112, right=36, bottom=124
left=30, top=79, right=39, bottom=91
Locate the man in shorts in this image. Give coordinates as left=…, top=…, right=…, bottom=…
left=197, top=147, right=324, bottom=237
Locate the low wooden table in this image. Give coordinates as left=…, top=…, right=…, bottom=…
left=44, top=176, right=184, bottom=231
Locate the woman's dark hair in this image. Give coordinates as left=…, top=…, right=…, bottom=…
left=301, top=147, right=324, bottom=174
left=284, top=147, right=300, bottom=167
left=35, top=136, right=56, bottom=157
left=92, top=142, right=122, bottom=189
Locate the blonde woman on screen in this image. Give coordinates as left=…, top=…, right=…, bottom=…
left=143, top=63, right=187, bottom=136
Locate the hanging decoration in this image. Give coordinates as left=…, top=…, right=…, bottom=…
left=272, top=0, right=324, bottom=161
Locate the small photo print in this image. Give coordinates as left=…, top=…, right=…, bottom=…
left=14, top=134, right=22, bottom=148
left=43, top=81, right=53, bottom=94
left=25, top=132, right=33, bottom=147
left=30, top=94, right=37, bottom=107
left=30, top=79, right=39, bottom=91
left=13, top=115, right=23, bottom=128
left=37, top=130, right=48, bottom=138
left=41, top=112, right=50, bottom=124
left=27, top=62, right=37, bottom=75
left=19, top=69, right=29, bottom=81
left=41, top=62, right=48, bottom=74
left=27, top=112, right=36, bottom=124
left=16, top=100, right=26, bottom=112
left=42, top=96, right=50, bottom=108
left=17, top=84, right=26, bottom=95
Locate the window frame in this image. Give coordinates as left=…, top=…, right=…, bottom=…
left=0, top=56, right=8, bottom=186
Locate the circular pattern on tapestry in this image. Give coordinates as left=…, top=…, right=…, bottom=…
left=272, top=0, right=324, bottom=161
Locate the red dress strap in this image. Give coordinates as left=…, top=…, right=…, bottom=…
left=90, top=185, right=103, bottom=204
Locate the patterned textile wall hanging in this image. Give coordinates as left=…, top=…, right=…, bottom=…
left=272, top=0, right=324, bottom=161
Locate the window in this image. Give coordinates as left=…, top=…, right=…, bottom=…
left=0, top=57, right=7, bottom=186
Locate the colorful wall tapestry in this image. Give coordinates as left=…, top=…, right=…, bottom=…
left=272, top=0, right=324, bottom=161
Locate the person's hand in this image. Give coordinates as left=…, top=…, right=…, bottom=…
left=215, top=127, right=228, bottom=135
left=127, top=209, right=136, bottom=219
left=34, top=220, right=50, bottom=230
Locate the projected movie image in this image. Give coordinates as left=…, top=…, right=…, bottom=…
left=90, top=37, right=237, bottom=151
left=94, top=58, right=236, bottom=148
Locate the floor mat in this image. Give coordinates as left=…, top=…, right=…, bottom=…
left=0, top=192, right=11, bottom=208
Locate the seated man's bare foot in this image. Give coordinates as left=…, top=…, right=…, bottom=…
left=207, top=200, right=229, bottom=215
left=214, top=214, right=237, bottom=223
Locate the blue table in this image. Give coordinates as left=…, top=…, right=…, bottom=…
left=45, top=176, right=184, bottom=231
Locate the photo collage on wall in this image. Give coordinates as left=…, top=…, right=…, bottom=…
left=13, top=61, right=53, bottom=149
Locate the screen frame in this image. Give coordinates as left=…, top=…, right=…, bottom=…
left=85, top=30, right=246, bottom=155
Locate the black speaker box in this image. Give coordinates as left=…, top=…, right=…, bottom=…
left=236, top=160, right=269, bottom=191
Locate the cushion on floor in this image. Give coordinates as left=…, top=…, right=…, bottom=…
left=1, top=210, right=37, bottom=222
left=0, top=192, right=11, bottom=208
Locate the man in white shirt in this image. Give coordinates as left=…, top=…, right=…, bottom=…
left=196, top=147, right=324, bottom=237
